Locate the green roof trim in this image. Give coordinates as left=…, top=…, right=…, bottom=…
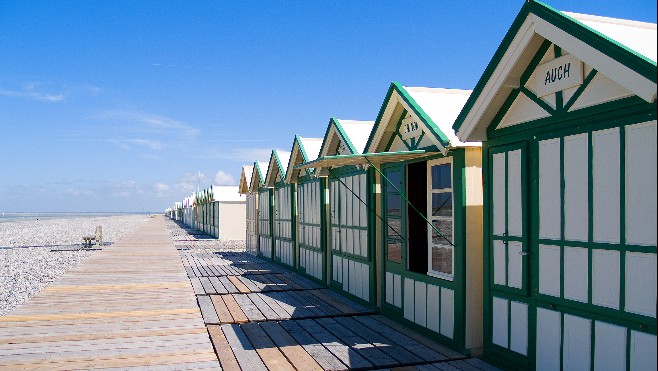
left=453, top=0, right=657, bottom=134
left=365, top=82, right=452, bottom=152
left=253, top=160, right=265, bottom=187
left=330, top=117, right=358, bottom=154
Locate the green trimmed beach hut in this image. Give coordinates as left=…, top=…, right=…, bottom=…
left=239, top=165, right=258, bottom=255
left=306, top=118, right=376, bottom=305
left=286, top=135, right=326, bottom=283
left=251, top=160, right=274, bottom=260
left=264, top=150, right=296, bottom=269
left=453, top=1, right=657, bottom=369
left=360, top=83, right=483, bottom=354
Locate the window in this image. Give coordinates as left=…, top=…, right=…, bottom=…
left=427, top=159, right=454, bottom=279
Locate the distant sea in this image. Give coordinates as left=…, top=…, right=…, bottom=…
left=0, top=212, right=150, bottom=222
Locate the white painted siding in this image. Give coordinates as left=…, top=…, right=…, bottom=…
left=563, top=314, right=591, bottom=370
left=492, top=297, right=509, bottom=348
left=592, top=249, right=620, bottom=309
left=564, top=134, right=589, bottom=242
left=630, top=331, right=657, bottom=371
left=594, top=321, right=626, bottom=371
left=625, top=252, right=657, bottom=317
left=492, top=153, right=506, bottom=235
left=539, top=138, right=562, bottom=239
left=593, top=128, right=620, bottom=243
left=539, top=244, right=561, bottom=297
left=507, top=149, right=523, bottom=237
left=563, top=246, right=588, bottom=303
left=510, top=301, right=528, bottom=356
left=536, top=308, right=561, bottom=371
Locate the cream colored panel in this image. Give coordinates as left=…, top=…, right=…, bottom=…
left=626, top=121, right=657, bottom=246
left=564, top=246, right=589, bottom=303
left=427, top=284, right=440, bottom=333
left=593, top=128, right=620, bottom=243
left=404, top=278, right=414, bottom=322
left=569, top=72, right=633, bottom=111
left=386, top=272, right=393, bottom=305
left=563, top=314, right=591, bottom=370
left=625, top=252, right=657, bottom=317
left=415, top=281, right=427, bottom=327
left=510, top=301, right=528, bottom=355
left=592, top=249, right=620, bottom=309
left=539, top=244, right=561, bottom=297
left=507, top=149, right=523, bottom=237
left=493, top=240, right=506, bottom=285
left=359, top=174, right=367, bottom=228
left=492, top=296, right=508, bottom=348
left=539, top=138, right=562, bottom=239
left=498, top=92, right=551, bottom=128
left=536, top=308, right=561, bottom=371
left=630, top=331, right=657, bottom=371
left=507, top=241, right=523, bottom=289
left=440, top=288, right=454, bottom=339
left=564, top=134, right=589, bottom=242
left=388, top=136, right=407, bottom=152
left=394, top=274, right=402, bottom=308
left=361, top=262, right=369, bottom=302
left=594, top=321, right=626, bottom=371
left=492, top=153, right=506, bottom=235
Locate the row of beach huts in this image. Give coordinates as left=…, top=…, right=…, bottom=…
left=165, top=2, right=657, bottom=370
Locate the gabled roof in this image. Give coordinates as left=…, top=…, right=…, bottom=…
left=318, top=117, right=375, bottom=158
left=249, top=161, right=269, bottom=193
left=238, top=165, right=253, bottom=194
left=454, top=0, right=657, bottom=142
left=264, top=150, right=291, bottom=187
left=285, top=135, right=324, bottom=183
left=365, top=82, right=476, bottom=155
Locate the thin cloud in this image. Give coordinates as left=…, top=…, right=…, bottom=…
left=0, top=82, right=66, bottom=102
left=109, top=139, right=165, bottom=150
left=98, top=111, right=199, bottom=137
left=215, top=170, right=236, bottom=185
left=200, top=147, right=275, bottom=163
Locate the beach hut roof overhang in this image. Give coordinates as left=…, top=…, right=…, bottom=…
left=365, top=82, right=478, bottom=156
left=249, top=160, right=270, bottom=194
left=453, top=0, right=657, bottom=142
left=212, top=185, right=245, bottom=202
left=264, top=150, right=292, bottom=188
left=239, top=165, right=254, bottom=195
left=285, top=135, right=323, bottom=183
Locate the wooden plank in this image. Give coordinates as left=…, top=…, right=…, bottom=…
left=220, top=324, right=267, bottom=371
left=259, top=321, right=323, bottom=371
left=354, top=316, right=447, bottom=362
left=316, top=286, right=371, bottom=312
left=228, top=275, right=251, bottom=294
left=197, top=296, right=219, bottom=324
left=296, top=319, right=372, bottom=369
left=209, top=277, right=228, bottom=294
left=189, top=278, right=204, bottom=295
left=232, top=294, right=265, bottom=322
left=240, top=322, right=295, bottom=371
left=210, top=295, right=234, bottom=324
left=218, top=276, right=239, bottom=294
left=308, top=289, right=363, bottom=314
left=286, top=290, right=329, bottom=317
left=199, top=277, right=216, bottom=295
left=316, top=317, right=398, bottom=368
left=239, top=275, right=264, bottom=292
left=258, top=292, right=294, bottom=320
left=267, top=291, right=312, bottom=319
left=369, top=315, right=463, bottom=359
left=247, top=293, right=280, bottom=320
left=272, top=274, right=303, bottom=290
left=278, top=319, right=347, bottom=371
left=334, top=316, right=422, bottom=365
left=264, top=274, right=288, bottom=291
left=295, top=290, right=341, bottom=316
left=223, top=295, right=248, bottom=324
left=462, top=358, right=502, bottom=371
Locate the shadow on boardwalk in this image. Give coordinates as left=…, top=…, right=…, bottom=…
left=165, top=219, right=500, bottom=371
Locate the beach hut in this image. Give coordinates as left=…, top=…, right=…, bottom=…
left=357, top=83, right=483, bottom=353
left=300, top=118, right=376, bottom=305
left=208, top=185, right=246, bottom=240
left=239, top=165, right=258, bottom=254
left=264, top=150, right=296, bottom=268
left=453, top=1, right=657, bottom=369
left=286, top=135, right=326, bottom=282
left=251, top=160, right=274, bottom=260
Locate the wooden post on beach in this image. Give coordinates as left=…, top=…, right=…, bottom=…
left=95, top=226, right=103, bottom=247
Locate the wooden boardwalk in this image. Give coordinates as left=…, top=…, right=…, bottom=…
left=169, top=220, right=500, bottom=371
left=0, top=216, right=219, bottom=370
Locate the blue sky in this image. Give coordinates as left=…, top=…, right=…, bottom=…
left=1, top=1, right=655, bottom=212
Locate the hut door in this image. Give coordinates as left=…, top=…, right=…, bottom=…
left=488, top=142, right=531, bottom=357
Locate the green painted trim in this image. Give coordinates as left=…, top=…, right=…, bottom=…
left=365, top=82, right=398, bottom=152
left=453, top=0, right=657, bottom=137
left=394, top=83, right=452, bottom=149
left=331, top=117, right=359, bottom=154
left=554, top=46, right=564, bottom=111
left=563, top=69, right=598, bottom=112
left=520, top=87, right=557, bottom=116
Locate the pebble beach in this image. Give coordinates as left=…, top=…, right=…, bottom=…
left=0, top=214, right=151, bottom=315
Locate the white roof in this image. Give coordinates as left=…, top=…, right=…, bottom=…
left=300, top=137, right=323, bottom=161
left=566, top=12, right=657, bottom=63
left=338, top=119, right=375, bottom=154
left=274, top=150, right=291, bottom=173
left=212, top=185, right=245, bottom=202
left=404, top=86, right=478, bottom=148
